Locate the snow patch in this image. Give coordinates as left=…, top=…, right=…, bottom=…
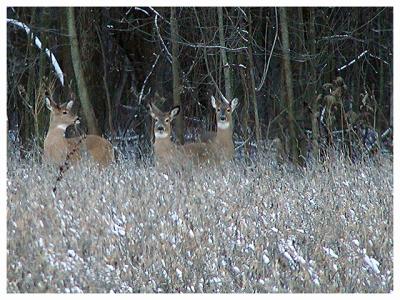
left=364, top=255, right=380, bottom=274
left=323, top=247, right=339, bottom=259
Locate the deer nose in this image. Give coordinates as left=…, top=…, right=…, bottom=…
left=220, top=115, right=226, bottom=121
left=157, top=125, right=164, bottom=131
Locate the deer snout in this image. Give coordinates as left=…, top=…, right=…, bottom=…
left=220, top=115, right=227, bottom=122
left=157, top=125, right=165, bottom=132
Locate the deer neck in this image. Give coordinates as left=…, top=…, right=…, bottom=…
left=154, top=136, right=176, bottom=152
left=47, top=123, right=70, bottom=137
left=216, top=124, right=233, bottom=145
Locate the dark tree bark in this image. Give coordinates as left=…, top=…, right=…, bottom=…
left=238, top=53, right=249, bottom=156
left=308, top=8, right=320, bottom=160
left=171, top=7, right=184, bottom=144
left=247, top=11, right=261, bottom=143
left=279, top=7, right=298, bottom=164
left=66, top=7, right=99, bottom=135
left=217, top=7, right=232, bottom=100
left=6, top=7, right=393, bottom=159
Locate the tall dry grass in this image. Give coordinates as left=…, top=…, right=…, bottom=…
left=7, top=147, right=392, bottom=293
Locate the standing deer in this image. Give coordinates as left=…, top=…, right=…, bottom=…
left=206, top=95, right=239, bottom=161
left=44, top=94, right=114, bottom=166
left=148, top=102, right=181, bottom=167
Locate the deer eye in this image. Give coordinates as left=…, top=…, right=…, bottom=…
left=227, top=108, right=231, bottom=112
left=62, top=111, right=68, bottom=115
left=165, top=118, right=170, bottom=123
left=217, top=108, right=221, bottom=112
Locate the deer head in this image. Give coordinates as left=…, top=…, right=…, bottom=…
left=211, top=95, right=238, bottom=130
left=148, top=102, right=180, bottom=140
left=45, top=93, right=79, bottom=132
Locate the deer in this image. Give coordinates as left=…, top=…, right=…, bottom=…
left=149, top=102, right=215, bottom=168
left=148, top=102, right=181, bottom=167
left=43, top=94, right=114, bottom=167
left=149, top=98, right=239, bottom=168
left=201, top=95, right=239, bottom=162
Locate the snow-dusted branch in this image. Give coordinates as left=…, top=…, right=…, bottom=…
left=178, top=42, right=247, bottom=52
left=256, top=8, right=278, bottom=92
left=237, top=7, right=247, bottom=21
left=337, top=50, right=368, bottom=71
left=138, top=52, right=160, bottom=104
left=148, top=7, right=163, bottom=19
left=7, top=18, right=64, bottom=86
left=134, top=7, right=150, bottom=16
left=154, top=15, right=172, bottom=64
left=320, top=34, right=351, bottom=40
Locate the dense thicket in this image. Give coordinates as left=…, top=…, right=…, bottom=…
left=7, top=7, right=393, bottom=162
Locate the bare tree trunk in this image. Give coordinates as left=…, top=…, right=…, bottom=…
left=390, top=81, right=393, bottom=128
left=112, top=56, right=129, bottom=122
left=96, top=25, right=114, bottom=135
left=60, top=11, right=73, bottom=82
left=378, top=16, right=385, bottom=131
left=279, top=7, right=298, bottom=164
left=23, top=41, right=35, bottom=151
left=247, top=11, right=261, bottom=143
left=308, top=8, right=320, bottom=160
left=66, top=7, right=99, bottom=135
left=170, top=7, right=184, bottom=144
left=37, top=24, right=48, bottom=147
left=217, top=7, right=232, bottom=100
left=238, top=53, right=249, bottom=156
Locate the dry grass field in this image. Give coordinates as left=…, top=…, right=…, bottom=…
left=7, top=148, right=393, bottom=293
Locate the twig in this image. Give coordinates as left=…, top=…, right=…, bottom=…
left=138, top=52, right=160, bottom=104
left=148, top=7, right=164, bottom=20
left=177, top=42, right=247, bottom=52
left=52, top=132, right=86, bottom=196
left=193, top=8, right=225, bottom=99
left=154, top=15, right=172, bottom=63
left=235, top=132, right=254, bottom=151
left=134, top=7, right=150, bottom=16
left=256, top=8, right=278, bottom=92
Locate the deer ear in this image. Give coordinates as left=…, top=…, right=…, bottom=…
left=148, top=104, right=157, bottom=119
left=231, top=98, right=239, bottom=111
left=211, top=96, right=217, bottom=109
left=45, top=97, right=53, bottom=111
left=170, top=106, right=180, bottom=119
left=66, top=100, right=74, bottom=110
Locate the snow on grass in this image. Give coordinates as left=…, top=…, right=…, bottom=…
left=7, top=150, right=393, bottom=292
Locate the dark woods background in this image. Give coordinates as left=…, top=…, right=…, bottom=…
left=7, top=7, right=393, bottom=163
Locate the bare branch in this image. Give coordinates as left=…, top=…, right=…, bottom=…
left=154, top=15, right=172, bottom=64
left=177, top=42, right=247, bottom=52
left=149, top=7, right=165, bottom=20
left=138, top=52, right=161, bottom=104
left=7, top=18, right=65, bottom=86
left=134, top=7, right=149, bottom=16
left=193, top=8, right=225, bottom=100
left=256, top=8, right=278, bottom=92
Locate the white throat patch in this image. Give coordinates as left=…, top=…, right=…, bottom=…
left=56, top=124, right=68, bottom=132
left=155, top=131, right=169, bottom=139
left=217, top=122, right=230, bottom=130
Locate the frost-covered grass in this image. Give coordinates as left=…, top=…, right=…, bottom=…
left=7, top=149, right=393, bottom=293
